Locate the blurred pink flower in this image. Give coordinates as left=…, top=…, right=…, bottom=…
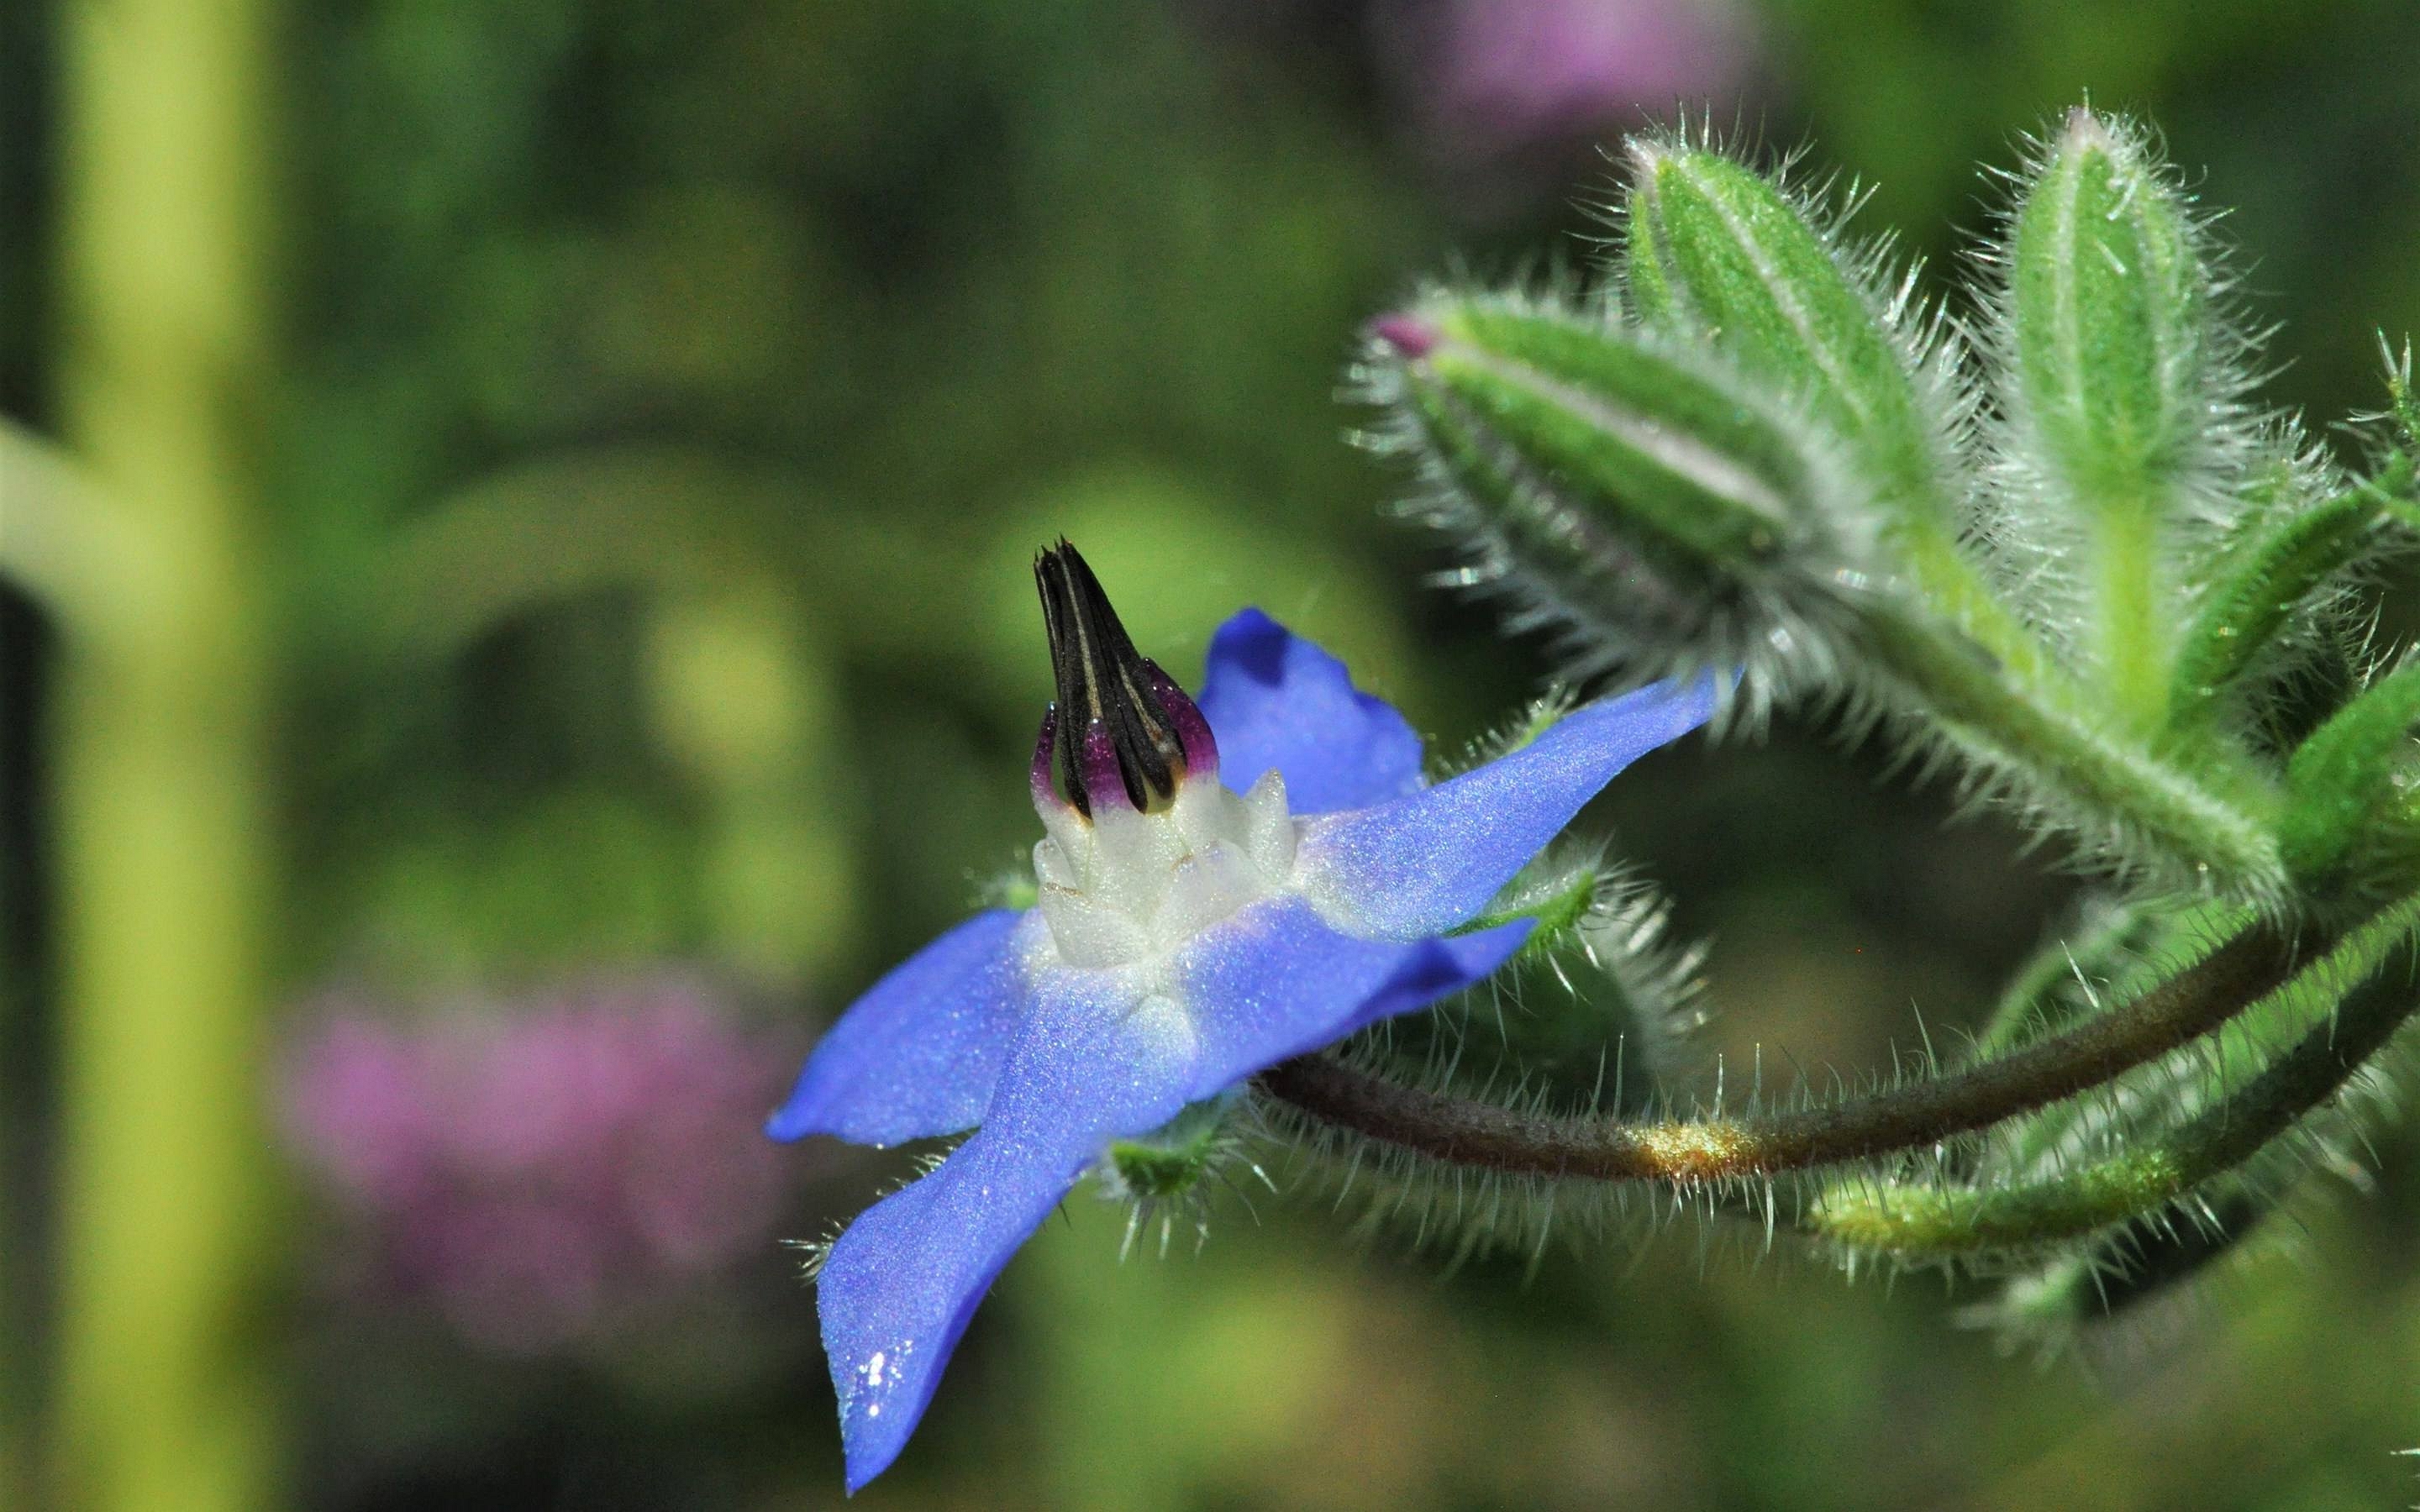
left=1381, top=0, right=1757, bottom=168
left=279, top=976, right=806, bottom=1356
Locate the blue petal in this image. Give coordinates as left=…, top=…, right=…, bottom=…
left=816, top=963, right=1189, bottom=1492
left=1195, top=608, right=1425, bottom=814
left=1297, top=673, right=1718, bottom=939
left=765, top=910, right=1039, bottom=1147
left=814, top=895, right=1534, bottom=1490
left=1171, top=895, right=1534, bottom=1096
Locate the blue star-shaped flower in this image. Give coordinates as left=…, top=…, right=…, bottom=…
left=769, top=543, right=1715, bottom=1490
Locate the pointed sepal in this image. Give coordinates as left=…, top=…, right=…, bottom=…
left=2281, top=659, right=2420, bottom=893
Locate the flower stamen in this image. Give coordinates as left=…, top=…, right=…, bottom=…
left=1034, top=540, right=1217, bottom=816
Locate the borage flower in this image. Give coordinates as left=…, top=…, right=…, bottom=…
left=769, top=542, right=1714, bottom=1489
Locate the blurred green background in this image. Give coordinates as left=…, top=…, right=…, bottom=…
left=7, top=1, right=2420, bottom=1509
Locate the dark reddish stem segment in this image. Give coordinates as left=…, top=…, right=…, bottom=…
left=1260, top=925, right=2305, bottom=1184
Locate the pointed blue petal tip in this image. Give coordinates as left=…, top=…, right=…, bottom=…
left=1196, top=608, right=1425, bottom=814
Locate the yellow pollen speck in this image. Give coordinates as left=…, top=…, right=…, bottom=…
left=1635, top=1119, right=1754, bottom=1180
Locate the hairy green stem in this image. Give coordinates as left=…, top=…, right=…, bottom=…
left=1810, top=937, right=2420, bottom=1255
left=52, top=0, right=283, bottom=1507
left=1967, top=897, right=2178, bottom=1059
left=1260, top=925, right=2303, bottom=1184
left=1862, top=612, right=2284, bottom=895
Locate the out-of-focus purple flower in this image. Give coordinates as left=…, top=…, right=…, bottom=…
left=280, top=977, right=804, bottom=1356
left=1379, top=0, right=1756, bottom=171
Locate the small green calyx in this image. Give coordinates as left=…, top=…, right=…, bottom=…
left=1101, top=1093, right=1260, bottom=1257
left=1107, top=1135, right=1217, bottom=1201
left=1460, top=858, right=1598, bottom=957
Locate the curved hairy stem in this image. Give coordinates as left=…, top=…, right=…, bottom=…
left=1810, top=937, right=2419, bottom=1255
left=1861, top=612, right=2286, bottom=898
left=1260, top=924, right=2303, bottom=1183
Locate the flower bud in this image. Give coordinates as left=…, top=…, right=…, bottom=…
left=1369, top=291, right=1863, bottom=689
left=2005, top=108, right=2213, bottom=520
left=1623, top=139, right=1958, bottom=555
left=1996, top=109, right=2243, bottom=723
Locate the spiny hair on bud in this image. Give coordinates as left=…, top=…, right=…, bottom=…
left=1351, top=280, right=1883, bottom=732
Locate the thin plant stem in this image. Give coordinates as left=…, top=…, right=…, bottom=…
left=1861, top=612, right=2285, bottom=897
left=1811, top=938, right=2420, bottom=1253
left=1260, top=923, right=2304, bottom=1184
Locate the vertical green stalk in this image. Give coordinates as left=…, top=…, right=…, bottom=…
left=53, top=0, right=281, bottom=1506
left=2095, top=489, right=2166, bottom=727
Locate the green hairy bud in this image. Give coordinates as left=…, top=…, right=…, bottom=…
left=2007, top=109, right=2212, bottom=510
left=1367, top=293, right=1865, bottom=698
left=2001, top=108, right=2233, bottom=726
left=1621, top=138, right=2028, bottom=673
left=1623, top=141, right=1941, bottom=518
